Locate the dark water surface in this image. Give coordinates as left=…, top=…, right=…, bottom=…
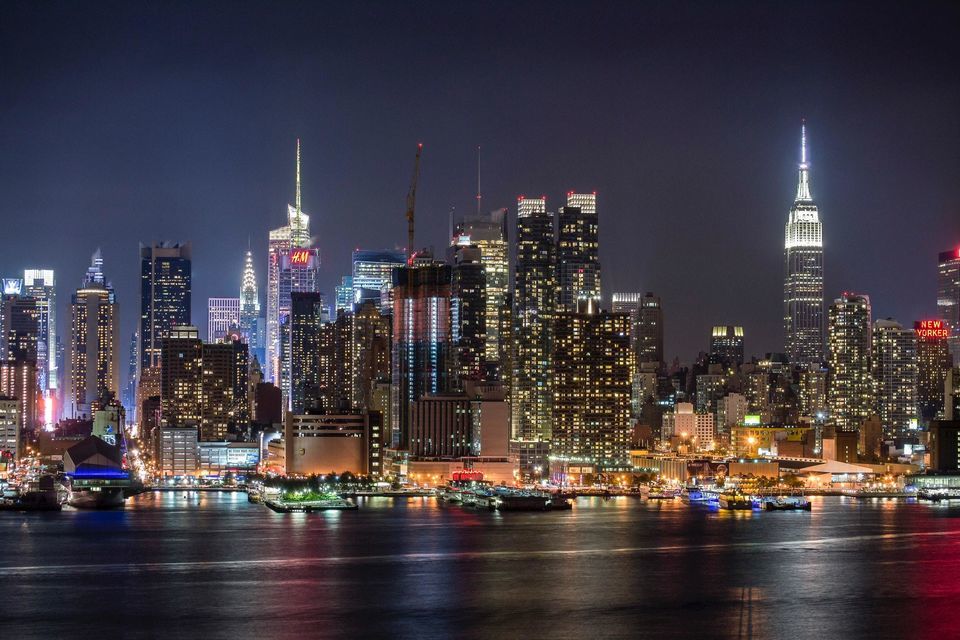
left=1, top=493, right=959, bottom=639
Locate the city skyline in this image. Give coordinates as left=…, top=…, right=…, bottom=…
left=3, top=4, right=960, bottom=637
left=2, top=2, right=958, bottom=371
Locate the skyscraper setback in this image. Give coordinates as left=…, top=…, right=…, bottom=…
left=783, top=123, right=825, bottom=368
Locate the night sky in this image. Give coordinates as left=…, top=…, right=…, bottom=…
left=1, top=1, right=958, bottom=383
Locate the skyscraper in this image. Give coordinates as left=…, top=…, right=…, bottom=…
left=915, top=319, right=951, bottom=424
left=709, top=325, right=745, bottom=369
left=783, top=123, right=825, bottom=368
left=352, top=249, right=406, bottom=311
left=23, top=269, right=56, bottom=393
left=512, top=196, right=555, bottom=444
left=335, top=276, right=354, bottom=313
left=613, top=292, right=644, bottom=417
left=939, top=248, right=960, bottom=364
left=451, top=245, right=486, bottom=382
left=139, top=242, right=192, bottom=376
left=637, top=292, right=664, bottom=367
left=288, top=292, right=325, bottom=414
left=267, top=140, right=313, bottom=382
left=391, top=262, right=453, bottom=449
left=872, top=319, right=917, bottom=438
left=351, top=300, right=391, bottom=412
left=207, top=297, right=241, bottom=342
left=276, top=247, right=321, bottom=407
left=123, top=330, right=138, bottom=418
left=67, top=253, right=119, bottom=418
left=453, top=209, right=509, bottom=376
left=160, top=326, right=202, bottom=429
left=556, top=192, right=600, bottom=312
left=1, top=295, right=39, bottom=365
left=239, top=249, right=263, bottom=364
left=827, top=293, right=873, bottom=432
left=552, top=300, right=633, bottom=468
left=159, top=325, right=247, bottom=440
left=201, top=339, right=249, bottom=440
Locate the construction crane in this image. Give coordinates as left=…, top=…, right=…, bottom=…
left=406, top=143, right=423, bottom=264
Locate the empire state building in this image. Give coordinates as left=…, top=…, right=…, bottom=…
left=783, top=122, right=825, bottom=367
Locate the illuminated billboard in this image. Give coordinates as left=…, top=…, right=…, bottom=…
left=283, top=248, right=319, bottom=269
left=743, top=414, right=762, bottom=426
left=915, top=320, right=950, bottom=340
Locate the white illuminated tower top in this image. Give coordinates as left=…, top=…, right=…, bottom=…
left=785, top=122, right=822, bottom=248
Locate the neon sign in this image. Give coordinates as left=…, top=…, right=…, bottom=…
left=915, top=319, right=950, bottom=340
left=289, top=249, right=311, bottom=266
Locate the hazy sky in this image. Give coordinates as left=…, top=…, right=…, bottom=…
left=1, top=0, right=958, bottom=381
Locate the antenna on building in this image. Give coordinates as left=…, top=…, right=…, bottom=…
left=476, top=144, right=482, bottom=216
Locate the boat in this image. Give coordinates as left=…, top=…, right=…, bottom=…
left=494, top=488, right=570, bottom=511
left=718, top=490, right=756, bottom=510
left=264, top=493, right=359, bottom=512
left=917, top=488, right=960, bottom=502
left=437, top=487, right=463, bottom=504
left=761, top=495, right=812, bottom=511
left=0, top=478, right=62, bottom=512
left=640, top=483, right=680, bottom=500
left=68, top=486, right=125, bottom=509
left=681, top=485, right=720, bottom=504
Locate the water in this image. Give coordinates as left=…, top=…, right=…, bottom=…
left=2, top=493, right=959, bottom=639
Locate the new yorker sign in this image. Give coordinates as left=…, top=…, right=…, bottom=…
left=915, top=320, right=950, bottom=340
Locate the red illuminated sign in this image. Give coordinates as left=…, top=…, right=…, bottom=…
left=915, top=319, right=950, bottom=340
left=289, top=249, right=311, bottom=266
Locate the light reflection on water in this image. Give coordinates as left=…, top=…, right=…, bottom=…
left=2, top=494, right=960, bottom=639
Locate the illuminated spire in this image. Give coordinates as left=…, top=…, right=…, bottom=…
left=288, top=138, right=310, bottom=247
left=796, top=119, right=812, bottom=202
left=295, top=138, right=302, bottom=215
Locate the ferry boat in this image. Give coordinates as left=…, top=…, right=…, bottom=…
left=640, top=483, right=680, bottom=500
left=680, top=486, right=720, bottom=504
left=718, top=490, right=756, bottom=510
left=761, top=495, right=812, bottom=511
left=495, top=490, right=570, bottom=511
left=917, top=487, right=960, bottom=502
